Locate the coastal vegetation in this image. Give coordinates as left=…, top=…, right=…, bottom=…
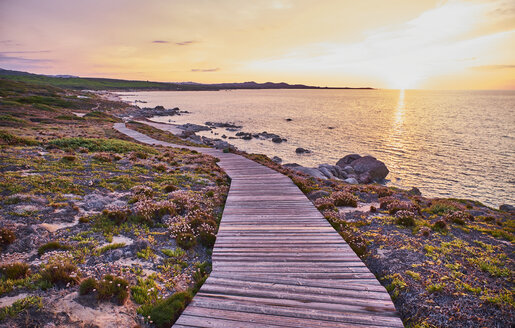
left=0, top=78, right=229, bottom=326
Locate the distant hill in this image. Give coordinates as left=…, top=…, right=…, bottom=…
left=0, top=68, right=373, bottom=91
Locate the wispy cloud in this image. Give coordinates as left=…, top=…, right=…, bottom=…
left=191, top=67, right=219, bottom=72
left=0, top=53, right=52, bottom=64
left=152, top=40, right=196, bottom=46
left=176, top=41, right=196, bottom=46
left=1, top=50, right=51, bottom=54
left=471, top=64, right=515, bottom=70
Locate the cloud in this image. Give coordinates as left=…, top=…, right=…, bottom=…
left=471, top=64, right=515, bottom=70
left=1, top=50, right=51, bottom=54
left=176, top=41, right=196, bottom=46
left=0, top=53, right=52, bottom=64
left=152, top=40, right=196, bottom=46
left=191, top=67, right=219, bottom=72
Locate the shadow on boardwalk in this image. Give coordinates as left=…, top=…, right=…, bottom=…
left=114, top=122, right=403, bottom=328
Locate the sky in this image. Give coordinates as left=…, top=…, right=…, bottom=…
left=0, top=0, right=514, bottom=89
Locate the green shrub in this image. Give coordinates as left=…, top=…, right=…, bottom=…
left=0, top=228, right=16, bottom=246
left=147, top=291, right=192, bottom=328
left=16, top=95, right=76, bottom=108
left=37, top=241, right=71, bottom=255
left=176, top=232, right=196, bottom=250
left=428, top=201, right=460, bottom=215
left=79, top=277, right=97, bottom=295
left=48, top=137, right=156, bottom=154
left=332, top=191, right=358, bottom=207
left=314, top=197, right=336, bottom=211
left=163, top=184, right=177, bottom=193
left=395, top=210, right=416, bottom=227
left=0, top=295, right=42, bottom=321
left=60, top=155, right=76, bottom=163
left=0, top=262, right=30, bottom=280
left=432, top=219, right=448, bottom=233
left=96, top=242, right=126, bottom=255
left=136, top=247, right=155, bottom=260
left=56, top=114, right=83, bottom=120
left=0, top=114, right=27, bottom=125
left=96, top=274, right=130, bottom=305
left=161, top=248, right=186, bottom=259
left=199, top=229, right=216, bottom=247
left=131, top=276, right=159, bottom=306
left=339, top=230, right=367, bottom=257
left=445, top=211, right=473, bottom=225
left=0, top=130, right=39, bottom=146
left=84, top=111, right=117, bottom=122
left=39, top=261, right=80, bottom=288
left=102, top=208, right=130, bottom=224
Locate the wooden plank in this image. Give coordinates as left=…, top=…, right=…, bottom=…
left=180, top=306, right=390, bottom=328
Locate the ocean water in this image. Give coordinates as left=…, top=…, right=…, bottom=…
left=118, top=89, right=515, bottom=208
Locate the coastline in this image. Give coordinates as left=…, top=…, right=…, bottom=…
left=0, top=78, right=513, bottom=327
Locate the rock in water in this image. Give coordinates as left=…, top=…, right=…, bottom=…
left=350, top=155, right=389, bottom=181
left=336, top=154, right=362, bottom=167
left=271, top=156, right=282, bottom=164
left=295, top=147, right=311, bottom=154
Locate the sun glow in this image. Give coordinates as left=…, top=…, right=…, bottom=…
left=0, top=0, right=513, bottom=89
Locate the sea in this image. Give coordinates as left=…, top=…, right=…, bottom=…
left=117, top=89, right=515, bottom=208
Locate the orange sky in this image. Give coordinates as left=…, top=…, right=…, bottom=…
left=0, top=0, right=514, bottom=89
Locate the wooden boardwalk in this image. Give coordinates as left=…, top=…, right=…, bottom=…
left=114, top=123, right=403, bottom=328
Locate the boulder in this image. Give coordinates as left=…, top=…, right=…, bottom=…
left=358, top=172, right=373, bottom=184
left=336, top=154, right=362, bottom=167
left=295, top=147, right=311, bottom=154
left=283, top=164, right=325, bottom=179
left=500, top=204, right=515, bottom=212
left=408, top=187, right=422, bottom=196
left=349, top=156, right=389, bottom=181
left=344, top=177, right=359, bottom=184
left=318, top=166, right=335, bottom=179
left=271, top=156, right=282, bottom=164
left=272, top=137, right=283, bottom=143
left=319, top=164, right=347, bottom=180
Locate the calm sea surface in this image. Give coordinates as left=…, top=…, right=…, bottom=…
left=118, top=89, right=515, bottom=207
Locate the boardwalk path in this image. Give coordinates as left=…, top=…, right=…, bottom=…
left=114, top=122, right=403, bottom=328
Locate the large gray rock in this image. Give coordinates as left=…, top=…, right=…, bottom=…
left=500, top=204, right=515, bottom=212
left=350, top=156, right=389, bottom=181
left=344, top=177, right=359, bottom=184
left=283, top=164, right=326, bottom=180
left=295, top=148, right=311, bottom=154
left=336, top=154, right=362, bottom=167
left=318, top=165, right=335, bottom=179
left=272, top=156, right=282, bottom=164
